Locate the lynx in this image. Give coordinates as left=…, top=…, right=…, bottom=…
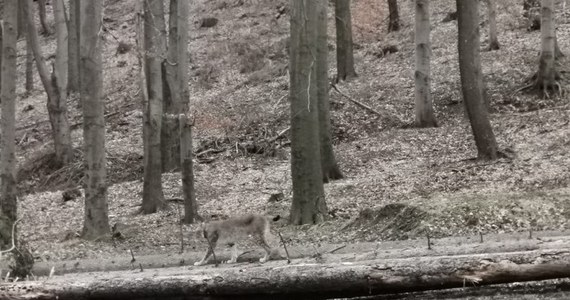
left=194, top=214, right=279, bottom=266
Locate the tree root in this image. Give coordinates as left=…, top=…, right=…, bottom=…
left=517, top=71, right=565, bottom=98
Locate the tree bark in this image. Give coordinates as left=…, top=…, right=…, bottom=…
left=535, top=0, right=557, bottom=92
left=25, top=34, right=34, bottom=93
left=68, top=0, right=80, bottom=92
left=180, top=114, right=198, bottom=223
left=26, top=0, right=73, bottom=168
left=387, top=0, right=400, bottom=32
left=80, top=0, right=110, bottom=239
left=414, top=0, right=437, bottom=128
left=317, top=0, right=343, bottom=183
left=5, top=248, right=570, bottom=300
left=141, top=0, right=166, bottom=214
left=485, top=0, right=500, bottom=50
left=161, top=0, right=181, bottom=172
left=456, top=0, right=498, bottom=160
left=0, top=0, right=19, bottom=248
left=289, top=0, right=327, bottom=225
left=334, top=0, right=357, bottom=81
left=38, top=0, right=51, bottom=35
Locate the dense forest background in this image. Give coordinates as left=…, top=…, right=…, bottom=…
left=1, top=0, right=567, bottom=267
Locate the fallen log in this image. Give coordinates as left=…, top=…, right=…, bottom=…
left=2, top=248, right=570, bottom=300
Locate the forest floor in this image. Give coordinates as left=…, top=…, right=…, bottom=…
left=5, top=0, right=570, bottom=273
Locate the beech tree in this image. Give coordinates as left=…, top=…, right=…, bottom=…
left=26, top=0, right=73, bottom=167
left=38, top=0, right=51, bottom=35
left=289, top=0, right=327, bottom=224
left=68, top=0, right=80, bottom=92
left=387, top=0, right=400, bottom=32
left=0, top=0, right=19, bottom=247
left=80, top=0, right=110, bottom=239
left=141, top=0, right=167, bottom=213
left=317, top=0, right=343, bottom=182
left=531, top=0, right=558, bottom=95
left=456, top=0, right=498, bottom=160
left=414, top=0, right=437, bottom=128
left=484, top=0, right=500, bottom=50
left=334, top=0, right=357, bottom=81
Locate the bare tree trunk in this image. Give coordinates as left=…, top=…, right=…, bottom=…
left=38, top=0, right=51, bottom=35
left=80, top=0, right=110, bottom=239
left=414, top=0, right=437, bottom=128
left=161, top=0, right=182, bottom=172
left=68, top=0, right=80, bottom=92
left=17, top=1, right=26, bottom=39
left=0, top=0, right=19, bottom=248
left=180, top=115, right=198, bottom=223
left=26, top=0, right=73, bottom=168
left=142, top=0, right=166, bottom=214
left=532, top=0, right=557, bottom=94
left=387, top=0, right=400, bottom=32
left=25, top=35, right=34, bottom=93
left=485, top=0, right=500, bottom=50
left=334, top=0, right=357, bottom=81
left=317, top=0, right=343, bottom=183
left=456, top=0, right=498, bottom=160
left=289, top=0, right=327, bottom=225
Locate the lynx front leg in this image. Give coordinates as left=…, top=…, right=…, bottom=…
left=194, top=240, right=217, bottom=266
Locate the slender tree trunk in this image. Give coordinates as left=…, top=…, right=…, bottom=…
left=38, top=0, right=51, bottom=35
left=317, top=0, right=343, bottom=183
left=80, top=0, right=110, bottom=239
left=161, top=0, right=181, bottom=172
left=289, top=0, right=327, bottom=225
left=68, top=0, right=80, bottom=92
left=533, top=0, right=557, bottom=93
left=142, top=0, right=166, bottom=214
left=180, top=115, right=198, bottom=223
left=485, top=0, right=500, bottom=50
left=387, top=0, right=400, bottom=32
left=17, top=1, right=26, bottom=39
left=414, top=0, right=437, bottom=128
left=334, top=0, right=357, bottom=81
left=26, top=0, right=73, bottom=168
left=456, top=0, right=498, bottom=160
left=25, top=35, right=34, bottom=93
left=0, top=0, right=19, bottom=248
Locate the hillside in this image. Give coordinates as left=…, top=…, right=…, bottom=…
left=8, top=0, right=570, bottom=265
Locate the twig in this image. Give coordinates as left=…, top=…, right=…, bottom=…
left=331, top=84, right=383, bottom=117
left=0, top=218, right=22, bottom=255
left=277, top=231, right=291, bottom=264
left=268, top=126, right=291, bottom=144
left=328, top=244, right=347, bottom=254
left=176, top=203, right=184, bottom=254
left=426, top=232, right=432, bottom=250
left=129, top=249, right=136, bottom=264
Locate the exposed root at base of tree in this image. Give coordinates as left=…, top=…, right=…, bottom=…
left=516, top=72, right=565, bottom=98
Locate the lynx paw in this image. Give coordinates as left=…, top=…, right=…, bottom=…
left=259, top=257, right=269, bottom=263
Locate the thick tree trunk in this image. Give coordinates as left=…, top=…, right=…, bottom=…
left=0, top=0, right=19, bottom=248
left=26, top=0, right=73, bottom=168
left=38, top=0, right=51, bottom=35
left=414, top=0, right=437, bottom=128
left=535, top=0, right=557, bottom=92
left=5, top=248, right=570, bottom=300
left=317, top=0, right=343, bottom=183
left=67, top=0, right=80, bottom=92
left=289, top=0, right=327, bottom=225
left=456, top=0, right=498, bottom=160
left=161, top=0, right=181, bottom=172
left=485, top=0, right=500, bottom=50
left=334, top=0, right=357, bottom=81
left=141, top=0, right=166, bottom=214
left=387, top=0, right=400, bottom=32
left=80, top=0, right=110, bottom=239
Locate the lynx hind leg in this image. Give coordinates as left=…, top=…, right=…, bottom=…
left=224, top=243, right=239, bottom=264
